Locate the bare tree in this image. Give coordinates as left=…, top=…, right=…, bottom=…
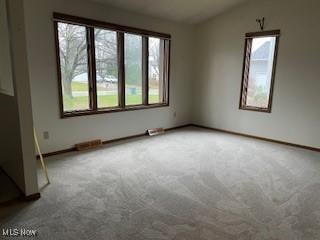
left=58, top=23, right=160, bottom=97
left=95, top=30, right=117, bottom=82
left=58, top=23, right=87, bottom=98
left=58, top=24, right=117, bottom=98
left=148, top=38, right=160, bottom=80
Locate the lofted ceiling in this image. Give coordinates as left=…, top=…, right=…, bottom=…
left=91, top=0, right=249, bottom=24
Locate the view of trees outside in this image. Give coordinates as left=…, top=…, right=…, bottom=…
left=124, top=33, right=142, bottom=106
left=58, top=23, right=163, bottom=111
left=58, top=23, right=90, bottom=111
left=148, top=37, right=163, bottom=104
left=246, top=37, right=276, bottom=108
left=95, top=29, right=118, bottom=108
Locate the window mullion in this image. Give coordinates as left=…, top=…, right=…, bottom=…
left=87, top=27, right=97, bottom=110
left=142, top=36, right=149, bottom=105
left=159, top=39, right=165, bottom=103
left=163, top=40, right=170, bottom=104
left=118, top=32, right=125, bottom=108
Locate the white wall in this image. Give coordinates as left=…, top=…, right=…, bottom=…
left=193, top=0, right=320, bottom=148
left=24, top=0, right=195, bottom=153
left=1, top=0, right=38, bottom=196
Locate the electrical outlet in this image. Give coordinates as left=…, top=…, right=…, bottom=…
left=43, top=131, right=49, bottom=140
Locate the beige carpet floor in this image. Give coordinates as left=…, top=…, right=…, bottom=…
left=0, top=127, right=319, bottom=240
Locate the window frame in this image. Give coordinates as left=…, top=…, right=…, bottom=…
left=53, top=13, right=170, bottom=118
left=239, top=30, right=280, bottom=113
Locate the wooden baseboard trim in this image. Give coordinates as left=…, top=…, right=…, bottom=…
left=166, top=124, right=193, bottom=131
left=102, top=133, right=147, bottom=145
left=36, top=123, right=319, bottom=158
left=101, top=124, right=192, bottom=145
left=0, top=193, right=41, bottom=206
left=41, top=147, right=77, bottom=158
left=191, top=124, right=320, bottom=152
left=25, top=192, right=41, bottom=201
left=38, top=124, right=193, bottom=158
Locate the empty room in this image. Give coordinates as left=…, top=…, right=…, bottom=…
left=0, top=0, right=319, bottom=239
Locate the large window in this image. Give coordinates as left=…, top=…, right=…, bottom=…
left=54, top=13, right=170, bottom=117
left=239, top=30, right=280, bottom=112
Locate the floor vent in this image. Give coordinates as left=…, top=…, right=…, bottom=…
left=75, top=139, right=102, bottom=151
left=147, top=128, right=165, bottom=136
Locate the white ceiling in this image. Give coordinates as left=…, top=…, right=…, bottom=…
left=92, top=0, right=249, bottom=24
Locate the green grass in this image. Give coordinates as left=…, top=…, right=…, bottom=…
left=65, top=82, right=160, bottom=111
left=71, top=82, right=89, bottom=91
left=63, top=94, right=160, bottom=111
left=72, top=82, right=106, bottom=91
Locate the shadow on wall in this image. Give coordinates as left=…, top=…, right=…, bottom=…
left=0, top=0, right=25, bottom=193
left=0, top=0, right=14, bottom=96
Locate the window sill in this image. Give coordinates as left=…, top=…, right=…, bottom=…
left=61, top=103, right=169, bottom=118
left=239, top=106, right=271, bottom=113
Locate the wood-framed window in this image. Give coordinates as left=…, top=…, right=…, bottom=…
left=239, top=30, right=280, bottom=113
left=53, top=13, right=170, bottom=118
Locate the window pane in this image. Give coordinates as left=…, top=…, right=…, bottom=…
left=57, top=22, right=90, bottom=112
left=125, top=33, right=142, bottom=106
left=148, top=37, right=164, bottom=104
left=246, top=37, right=276, bottom=108
left=95, top=29, right=118, bottom=108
